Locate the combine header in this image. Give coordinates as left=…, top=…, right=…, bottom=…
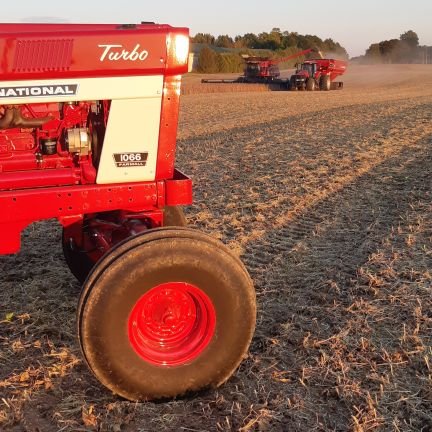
left=0, top=22, right=256, bottom=401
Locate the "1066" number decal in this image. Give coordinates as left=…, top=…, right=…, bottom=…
left=113, top=152, right=149, bottom=167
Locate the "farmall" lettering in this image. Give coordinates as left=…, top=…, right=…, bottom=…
left=98, top=44, right=149, bottom=62
left=0, top=85, right=78, bottom=99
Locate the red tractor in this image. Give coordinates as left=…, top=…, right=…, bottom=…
left=0, top=23, right=256, bottom=401
left=289, top=58, right=347, bottom=91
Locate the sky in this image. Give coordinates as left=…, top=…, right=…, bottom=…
left=4, top=0, right=432, bottom=57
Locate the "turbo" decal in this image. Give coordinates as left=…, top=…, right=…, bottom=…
left=98, top=44, right=149, bottom=62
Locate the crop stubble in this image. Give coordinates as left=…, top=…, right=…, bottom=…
left=0, top=65, right=432, bottom=431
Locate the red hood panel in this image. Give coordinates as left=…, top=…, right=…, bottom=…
left=0, top=24, right=189, bottom=80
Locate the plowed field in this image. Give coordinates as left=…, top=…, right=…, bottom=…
left=1, top=65, right=432, bottom=431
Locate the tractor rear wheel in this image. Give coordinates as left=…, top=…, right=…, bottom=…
left=319, top=75, right=331, bottom=91
left=62, top=230, right=94, bottom=284
left=306, top=78, right=316, bottom=91
left=77, top=227, right=256, bottom=401
left=164, top=206, right=187, bottom=226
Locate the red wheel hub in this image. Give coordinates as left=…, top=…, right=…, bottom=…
left=128, top=282, right=216, bottom=366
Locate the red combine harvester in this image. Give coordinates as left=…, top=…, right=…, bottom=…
left=290, top=58, right=347, bottom=91
left=202, top=48, right=321, bottom=85
left=0, top=23, right=256, bottom=401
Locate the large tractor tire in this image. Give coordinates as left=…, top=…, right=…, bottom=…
left=77, top=227, right=256, bottom=401
left=331, top=81, right=344, bottom=90
left=63, top=206, right=187, bottom=284
left=306, top=78, right=316, bottom=91
left=319, top=75, right=331, bottom=91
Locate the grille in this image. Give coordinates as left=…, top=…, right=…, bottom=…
left=13, top=39, right=74, bottom=72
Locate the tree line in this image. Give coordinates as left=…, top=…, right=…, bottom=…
left=192, top=28, right=348, bottom=73
left=360, top=30, right=425, bottom=64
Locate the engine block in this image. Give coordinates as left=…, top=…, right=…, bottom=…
left=0, top=100, right=108, bottom=189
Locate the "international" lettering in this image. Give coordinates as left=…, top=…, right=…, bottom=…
left=0, top=85, right=78, bottom=99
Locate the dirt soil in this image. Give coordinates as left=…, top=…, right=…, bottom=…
left=1, top=64, right=432, bottom=431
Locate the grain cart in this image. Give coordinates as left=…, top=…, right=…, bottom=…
left=0, top=23, right=256, bottom=401
left=290, top=58, right=347, bottom=91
